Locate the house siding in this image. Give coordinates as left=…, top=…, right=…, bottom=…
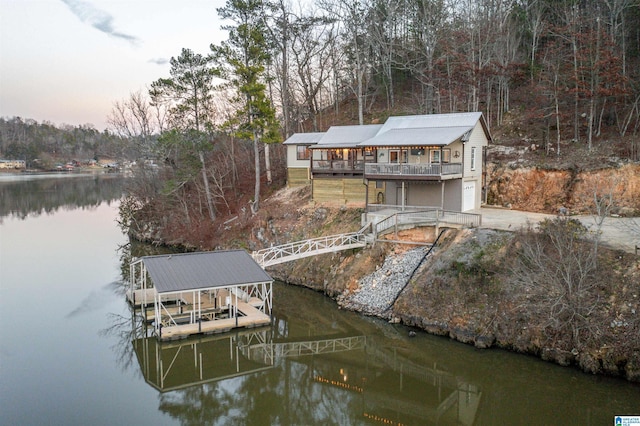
left=287, top=168, right=310, bottom=187
left=368, top=181, right=386, bottom=204
left=286, top=145, right=311, bottom=168
left=458, top=122, right=488, bottom=211
left=312, top=178, right=366, bottom=205
left=463, top=123, right=487, bottom=179
left=286, top=145, right=311, bottom=187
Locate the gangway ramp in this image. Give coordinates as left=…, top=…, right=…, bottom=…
left=251, top=208, right=480, bottom=268
left=252, top=231, right=368, bottom=267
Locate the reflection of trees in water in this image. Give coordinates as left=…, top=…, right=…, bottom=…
left=105, top=240, right=184, bottom=375
left=153, top=354, right=361, bottom=425
left=100, top=311, right=144, bottom=376
left=160, top=384, right=230, bottom=426
left=0, top=174, right=125, bottom=220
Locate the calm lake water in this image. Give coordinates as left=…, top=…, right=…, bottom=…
left=0, top=173, right=638, bottom=425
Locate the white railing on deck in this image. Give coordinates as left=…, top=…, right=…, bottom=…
left=365, top=162, right=462, bottom=176
left=373, top=208, right=481, bottom=238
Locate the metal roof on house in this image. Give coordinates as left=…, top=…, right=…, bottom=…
left=359, top=112, right=490, bottom=147
left=358, top=126, right=472, bottom=147
left=377, top=112, right=483, bottom=132
left=139, top=250, right=272, bottom=294
left=283, top=113, right=490, bottom=149
left=283, top=132, right=325, bottom=145
left=312, top=124, right=383, bottom=149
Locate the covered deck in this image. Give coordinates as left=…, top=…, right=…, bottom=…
left=128, top=250, right=273, bottom=341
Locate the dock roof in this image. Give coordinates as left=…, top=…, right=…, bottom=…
left=359, top=126, right=472, bottom=147
left=138, top=250, right=272, bottom=294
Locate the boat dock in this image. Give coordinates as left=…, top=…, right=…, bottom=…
left=128, top=250, right=273, bottom=341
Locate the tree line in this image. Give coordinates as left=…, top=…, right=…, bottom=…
left=0, top=117, right=136, bottom=167
left=267, top=0, right=639, bottom=147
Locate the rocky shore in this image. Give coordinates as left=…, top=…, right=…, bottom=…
left=324, top=228, right=640, bottom=383
left=336, top=246, right=428, bottom=317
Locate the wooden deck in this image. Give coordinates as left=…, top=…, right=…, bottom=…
left=158, top=311, right=271, bottom=341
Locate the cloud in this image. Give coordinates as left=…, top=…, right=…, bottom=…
left=60, top=0, right=139, bottom=45
left=148, top=57, right=169, bottom=65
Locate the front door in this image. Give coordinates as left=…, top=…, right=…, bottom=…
left=463, top=181, right=476, bottom=211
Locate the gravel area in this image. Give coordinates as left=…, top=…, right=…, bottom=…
left=337, top=247, right=428, bottom=317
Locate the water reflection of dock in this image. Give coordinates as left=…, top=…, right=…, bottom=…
left=133, top=330, right=274, bottom=392
left=132, top=329, right=480, bottom=425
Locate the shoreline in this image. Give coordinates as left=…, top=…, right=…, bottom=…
left=269, top=227, right=640, bottom=384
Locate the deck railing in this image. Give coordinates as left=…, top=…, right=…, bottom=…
left=364, top=162, right=462, bottom=177
left=312, top=159, right=364, bottom=172
left=372, top=208, right=481, bottom=238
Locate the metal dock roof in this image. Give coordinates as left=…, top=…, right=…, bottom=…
left=139, top=250, right=272, bottom=294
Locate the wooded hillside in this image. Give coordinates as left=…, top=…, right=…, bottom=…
left=267, top=0, right=639, bottom=158
left=2, top=0, right=639, bottom=241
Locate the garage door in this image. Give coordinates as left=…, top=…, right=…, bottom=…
left=463, top=181, right=476, bottom=211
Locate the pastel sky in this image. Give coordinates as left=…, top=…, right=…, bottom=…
left=1, top=0, right=227, bottom=131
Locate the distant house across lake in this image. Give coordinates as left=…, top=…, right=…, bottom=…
left=0, top=159, right=26, bottom=169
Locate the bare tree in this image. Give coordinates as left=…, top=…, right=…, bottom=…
left=289, top=11, right=336, bottom=131
left=319, top=0, right=372, bottom=124
left=107, top=90, right=165, bottom=159
left=512, top=218, right=601, bottom=349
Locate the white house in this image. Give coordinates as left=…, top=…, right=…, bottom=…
left=0, top=159, right=26, bottom=169
left=283, top=112, right=491, bottom=212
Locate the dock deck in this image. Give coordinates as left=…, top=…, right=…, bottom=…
left=158, top=310, right=271, bottom=341
left=130, top=288, right=271, bottom=341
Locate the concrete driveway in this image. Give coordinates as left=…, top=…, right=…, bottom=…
left=470, top=207, right=640, bottom=254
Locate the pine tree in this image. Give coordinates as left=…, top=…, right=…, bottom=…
left=150, top=48, right=217, bottom=222
left=211, top=0, right=280, bottom=214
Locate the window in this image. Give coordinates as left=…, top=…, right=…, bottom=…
left=297, top=145, right=310, bottom=160
left=442, top=149, right=451, bottom=163
left=431, top=149, right=451, bottom=163
left=470, top=147, right=477, bottom=171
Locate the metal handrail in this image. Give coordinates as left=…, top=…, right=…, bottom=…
left=251, top=208, right=480, bottom=267
left=252, top=232, right=367, bottom=267
left=383, top=229, right=446, bottom=312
